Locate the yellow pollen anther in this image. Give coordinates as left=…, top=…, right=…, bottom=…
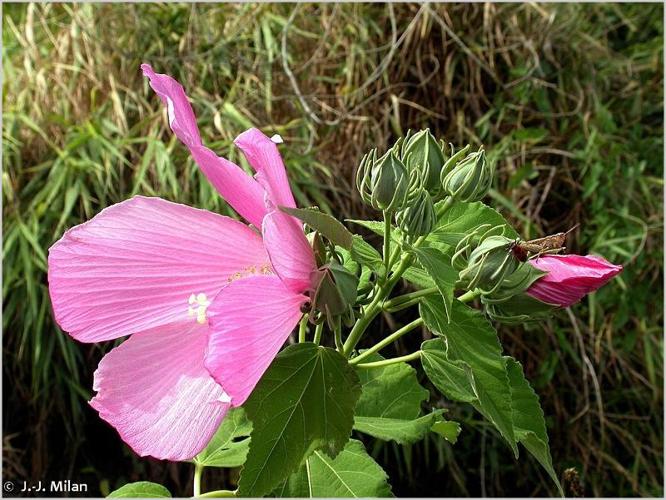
left=225, top=264, right=274, bottom=283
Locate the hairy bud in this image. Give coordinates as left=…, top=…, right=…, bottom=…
left=484, top=293, right=558, bottom=324
left=401, top=129, right=447, bottom=196
left=395, top=187, right=436, bottom=237
left=459, top=235, right=519, bottom=293
left=441, top=147, right=493, bottom=202
left=356, top=149, right=409, bottom=212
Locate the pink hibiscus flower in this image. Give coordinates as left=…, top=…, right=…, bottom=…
left=526, top=254, right=622, bottom=307
left=47, top=65, right=318, bottom=460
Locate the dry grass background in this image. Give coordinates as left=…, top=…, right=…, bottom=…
left=2, top=2, right=663, bottom=497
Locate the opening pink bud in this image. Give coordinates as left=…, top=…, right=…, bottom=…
left=526, top=254, right=623, bottom=307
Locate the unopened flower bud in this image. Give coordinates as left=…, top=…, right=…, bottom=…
left=480, top=261, right=546, bottom=304
left=401, top=129, right=447, bottom=196
left=482, top=272, right=555, bottom=323
left=395, top=188, right=436, bottom=237
left=484, top=293, right=557, bottom=324
left=442, top=147, right=493, bottom=202
left=459, top=235, right=519, bottom=293
left=451, top=223, right=503, bottom=271
left=356, top=148, right=409, bottom=212
left=373, top=151, right=410, bottom=211
left=483, top=254, right=622, bottom=322
left=355, top=148, right=376, bottom=205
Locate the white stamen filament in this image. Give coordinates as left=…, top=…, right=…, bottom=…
left=187, top=292, right=210, bottom=324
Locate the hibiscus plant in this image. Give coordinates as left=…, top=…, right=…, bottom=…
left=47, top=65, right=622, bottom=498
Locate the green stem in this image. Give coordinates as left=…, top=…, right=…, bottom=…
left=313, top=322, right=323, bottom=345
left=383, top=287, right=438, bottom=312
left=342, top=252, right=415, bottom=356
left=355, top=351, right=422, bottom=369
left=459, top=289, right=481, bottom=303
left=334, top=319, right=343, bottom=352
left=383, top=210, right=392, bottom=275
left=298, top=316, right=308, bottom=343
left=435, top=195, right=455, bottom=218
left=350, top=317, right=424, bottom=365
left=198, top=490, right=237, bottom=498
left=193, top=463, right=204, bottom=497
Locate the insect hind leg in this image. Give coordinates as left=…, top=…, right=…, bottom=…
left=528, top=246, right=566, bottom=260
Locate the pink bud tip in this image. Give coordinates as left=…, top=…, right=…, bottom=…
left=526, top=254, right=623, bottom=307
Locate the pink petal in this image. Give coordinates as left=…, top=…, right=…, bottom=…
left=234, top=128, right=296, bottom=210
left=205, top=275, right=307, bottom=406
left=141, top=64, right=267, bottom=227
left=90, top=321, right=230, bottom=461
left=262, top=210, right=317, bottom=294
left=527, top=254, right=622, bottom=307
left=48, top=196, right=270, bottom=343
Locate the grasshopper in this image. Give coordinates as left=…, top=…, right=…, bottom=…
left=510, top=225, right=578, bottom=262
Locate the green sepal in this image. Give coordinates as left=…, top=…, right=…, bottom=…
left=280, top=206, right=353, bottom=249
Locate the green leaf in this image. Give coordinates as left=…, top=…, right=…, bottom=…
left=429, top=201, right=518, bottom=246
left=346, top=219, right=385, bottom=235
left=274, top=440, right=393, bottom=497
left=413, top=246, right=458, bottom=322
left=354, top=412, right=444, bottom=444
left=193, top=407, right=252, bottom=468
left=420, top=298, right=518, bottom=456
left=107, top=482, right=171, bottom=498
left=420, top=339, right=476, bottom=403
left=350, top=234, right=383, bottom=268
left=281, top=206, right=353, bottom=249
left=353, top=355, right=440, bottom=443
left=355, top=354, right=428, bottom=419
left=239, top=343, right=361, bottom=497
left=431, top=418, right=462, bottom=444
left=402, top=265, right=436, bottom=289
left=505, top=357, right=563, bottom=496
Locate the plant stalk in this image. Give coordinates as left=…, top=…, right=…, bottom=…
left=313, top=322, right=323, bottom=345
left=459, top=289, right=481, bottom=303
left=342, top=251, right=415, bottom=356
left=383, top=210, right=392, bottom=275
left=355, top=350, right=422, bottom=369
left=350, top=317, right=424, bottom=365
left=198, top=490, right=237, bottom=498
left=383, top=287, right=439, bottom=312
left=193, top=463, right=204, bottom=497
left=298, top=316, right=308, bottom=343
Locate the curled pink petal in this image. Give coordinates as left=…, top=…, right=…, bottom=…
left=90, top=321, right=230, bottom=461
left=205, top=275, right=307, bottom=406
left=142, top=64, right=267, bottom=227
left=526, top=254, right=622, bottom=307
left=188, top=145, right=268, bottom=228
left=234, top=128, right=296, bottom=209
left=262, top=210, right=317, bottom=294
left=48, top=196, right=270, bottom=343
